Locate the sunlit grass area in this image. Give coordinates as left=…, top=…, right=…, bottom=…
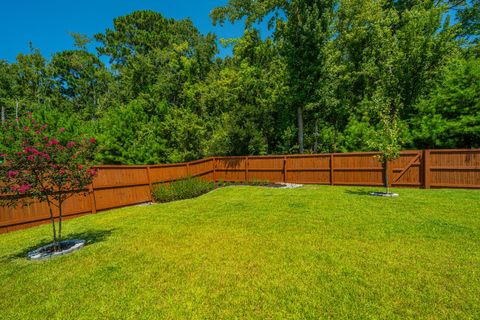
left=0, top=186, right=479, bottom=319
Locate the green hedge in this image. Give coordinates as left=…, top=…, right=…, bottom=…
left=152, top=177, right=214, bottom=203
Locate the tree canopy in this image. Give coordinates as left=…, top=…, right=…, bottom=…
left=0, top=5, right=478, bottom=164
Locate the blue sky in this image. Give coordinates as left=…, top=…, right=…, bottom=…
left=0, top=0, right=264, bottom=62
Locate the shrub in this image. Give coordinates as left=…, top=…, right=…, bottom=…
left=152, top=177, right=214, bottom=203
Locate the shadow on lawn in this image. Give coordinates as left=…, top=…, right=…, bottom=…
left=2, top=228, right=115, bottom=262
left=344, top=188, right=377, bottom=196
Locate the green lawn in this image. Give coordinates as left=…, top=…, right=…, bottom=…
left=0, top=186, right=479, bottom=319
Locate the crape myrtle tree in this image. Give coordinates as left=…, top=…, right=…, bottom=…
left=0, top=114, right=97, bottom=250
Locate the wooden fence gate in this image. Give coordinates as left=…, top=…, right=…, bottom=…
left=391, top=151, right=423, bottom=188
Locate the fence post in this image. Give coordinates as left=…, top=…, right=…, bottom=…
left=146, top=165, right=154, bottom=202
left=245, top=156, right=249, bottom=182
left=212, top=157, right=216, bottom=182
left=283, top=156, right=287, bottom=183
left=186, top=162, right=190, bottom=177
left=330, top=154, right=334, bottom=185
left=423, top=149, right=431, bottom=189
left=89, top=184, right=97, bottom=214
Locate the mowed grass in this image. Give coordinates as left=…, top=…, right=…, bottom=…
left=0, top=186, right=479, bottom=319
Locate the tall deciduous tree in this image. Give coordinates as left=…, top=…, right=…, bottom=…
left=212, top=0, right=335, bottom=154
left=49, top=49, right=109, bottom=120
left=0, top=61, right=17, bottom=122
left=15, top=43, right=51, bottom=111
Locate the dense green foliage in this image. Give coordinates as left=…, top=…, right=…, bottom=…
left=1, top=186, right=479, bottom=318
left=412, top=56, right=480, bottom=148
left=0, top=2, right=479, bottom=164
left=152, top=177, right=214, bottom=203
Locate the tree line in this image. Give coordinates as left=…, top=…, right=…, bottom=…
left=0, top=1, right=479, bottom=164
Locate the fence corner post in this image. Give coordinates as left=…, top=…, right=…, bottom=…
left=283, top=156, right=287, bottom=183
left=245, top=156, right=249, bottom=182
left=423, top=149, right=431, bottom=189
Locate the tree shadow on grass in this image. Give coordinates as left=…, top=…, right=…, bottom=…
left=344, top=188, right=378, bottom=196
left=1, top=228, right=116, bottom=262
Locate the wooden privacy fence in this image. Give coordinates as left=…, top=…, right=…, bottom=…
left=0, top=158, right=216, bottom=234
left=1, top=149, right=479, bottom=234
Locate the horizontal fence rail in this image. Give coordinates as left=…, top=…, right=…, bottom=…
left=1, top=149, right=479, bottom=234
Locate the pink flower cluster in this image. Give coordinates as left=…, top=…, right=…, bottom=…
left=86, top=168, right=97, bottom=177
left=19, top=184, right=31, bottom=193
left=23, top=146, right=51, bottom=161
left=8, top=171, right=19, bottom=178
left=10, top=184, right=31, bottom=194
left=48, top=139, right=59, bottom=146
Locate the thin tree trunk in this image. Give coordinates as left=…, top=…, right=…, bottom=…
left=15, top=100, right=19, bottom=120
left=332, top=123, right=338, bottom=153
left=1, top=106, right=4, bottom=124
left=92, top=91, right=97, bottom=121
left=313, top=118, right=319, bottom=153
left=297, top=106, right=304, bottom=154
left=46, top=198, right=58, bottom=250
left=58, top=199, right=63, bottom=245
left=37, top=88, right=41, bottom=111
left=385, top=160, right=390, bottom=194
